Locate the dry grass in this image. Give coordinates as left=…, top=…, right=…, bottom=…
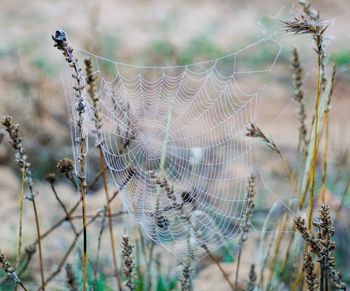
left=0, top=1, right=349, bottom=291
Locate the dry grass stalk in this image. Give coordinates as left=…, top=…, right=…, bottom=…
left=267, top=214, right=288, bottom=287
left=0, top=250, right=28, bottom=291
left=284, top=0, right=328, bottom=231
left=52, top=30, right=88, bottom=291
left=235, top=173, right=255, bottom=289
left=201, top=243, right=235, bottom=290
left=122, top=235, right=136, bottom=291
left=294, top=205, right=347, bottom=290
left=321, top=64, right=336, bottom=202
left=65, top=263, right=78, bottom=291
left=1, top=116, right=45, bottom=290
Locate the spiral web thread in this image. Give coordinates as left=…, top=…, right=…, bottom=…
left=63, top=15, right=287, bottom=261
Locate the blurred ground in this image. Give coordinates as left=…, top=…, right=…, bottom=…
left=0, top=0, right=349, bottom=290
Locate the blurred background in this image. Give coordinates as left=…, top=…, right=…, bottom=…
left=0, top=0, right=349, bottom=290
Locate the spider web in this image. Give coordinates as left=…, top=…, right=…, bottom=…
left=62, top=11, right=290, bottom=261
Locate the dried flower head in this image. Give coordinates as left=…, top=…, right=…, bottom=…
left=45, top=173, right=58, bottom=184
left=283, top=15, right=327, bottom=36
left=57, top=158, right=74, bottom=174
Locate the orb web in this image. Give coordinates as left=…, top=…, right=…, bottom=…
left=62, top=14, right=285, bottom=261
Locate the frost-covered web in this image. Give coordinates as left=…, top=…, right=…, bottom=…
left=63, top=12, right=287, bottom=261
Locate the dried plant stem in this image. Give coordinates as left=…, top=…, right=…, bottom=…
left=292, top=269, right=304, bottom=291
left=99, top=147, right=123, bottom=290
left=277, top=151, right=301, bottom=200
left=71, top=210, right=125, bottom=220
left=52, top=30, right=89, bottom=290
left=280, top=225, right=296, bottom=273
left=201, top=244, right=235, bottom=291
left=234, top=246, right=243, bottom=289
left=321, top=64, right=335, bottom=203
left=308, top=54, right=322, bottom=230
left=16, top=163, right=25, bottom=270
left=31, top=194, right=45, bottom=290
left=50, top=183, right=77, bottom=235
left=267, top=214, right=288, bottom=286
left=2, top=116, right=45, bottom=289
left=79, top=122, right=88, bottom=291
left=321, top=110, right=329, bottom=203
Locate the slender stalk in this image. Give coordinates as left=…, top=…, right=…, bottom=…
left=321, top=64, right=336, bottom=203
left=202, top=244, right=235, bottom=290
left=292, top=269, right=304, bottom=291
left=267, top=214, right=287, bottom=286
left=80, top=141, right=87, bottom=291
left=49, top=182, right=77, bottom=235
left=1, top=116, right=45, bottom=290
left=321, top=111, right=329, bottom=203
left=308, top=53, right=321, bottom=230
left=52, top=30, right=88, bottom=290
left=31, top=196, right=45, bottom=290
left=16, top=163, right=25, bottom=270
